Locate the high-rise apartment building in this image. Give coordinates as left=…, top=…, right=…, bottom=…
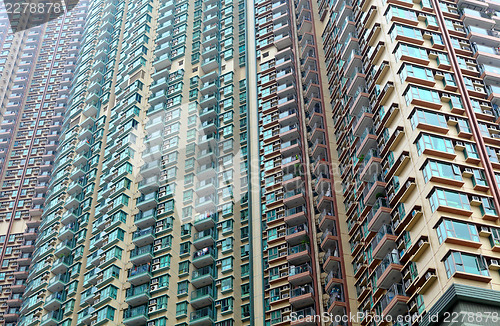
left=18, top=0, right=252, bottom=325
left=14, top=0, right=500, bottom=325
left=316, top=0, right=500, bottom=324
left=0, top=3, right=87, bottom=325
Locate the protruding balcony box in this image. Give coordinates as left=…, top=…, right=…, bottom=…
left=195, top=195, right=216, bottom=213
left=288, top=244, right=310, bottom=265
left=123, top=305, right=148, bottom=325
left=290, top=307, right=316, bottom=326
left=288, top=264, right=313, bottom=286
left=132, top=227, right=154, bottom=247
left=375, top=250, right=402, bottom=289
left=51, top=256, right=72, bottom=274
left=362, top=175, right=386, bottom=206
left=290, top=284, right=314, bottom=309
left=366, top=197, right=391, bottom=232
left=39, top=310, right=62, bottom=326
left=192, top=247, right=216, bottom=268
left=322, top=244, right=340, bottom=271
left=283, top=189, right=306, bottom=208
left=194, top=213, right=217, bottom=231
left=136, top=192, right=158, bottom=211
left=190, top=307, right=214, bottom=326
left=319, top=208, right=336, bottom=231
left=286, top=224, right=308, bottom=245
left=280, top=138, right=301, bottom=157
left=195, top=178, right=217, bottom=197
left=320, top=226, right=338, bottom=250
left=325, top=268, right=342, bottom=294
left=285, top=206, right=307, bottom=225
left=125, top=284, right=150, bottom=306
left=356, top=127, right=378, bottom=158
left=193, top=229, right=216, bottom=249
left=43, top=291, right=66, bottom=311
left=47, top=273, right=69, bottom=293
left=6, top=294, right=22, bottom=308
left=197, top=161, right=217, bottom=179
left=192, top=266, right=215, bottom=288
left=378, top=283, right=409, bottom=319
left=128, top=264, right=151, bottom=286
left=461, top=8, right=495, bottom=30
left=371, top=224, right=397, bottom=260
left=191, top=286, right=215, bottom=309
left=326, top=285, right=346, bottom=316
left=129, top=245, right=153, bottom=265
left=11, top=283, right=26, bottom=293
left=134, top=209, right=156, bottom=229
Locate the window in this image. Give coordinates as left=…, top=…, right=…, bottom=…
left=177, top=281, right=189, bottom=296
left=221, top=277, right=233, bottom=292
left=395, top=43, right=428, bottom=62
left=405, top=86, right=441, bottom=106
left=176, top=302, right=188, bottom=316
left=416, top=134, right=454, bottom=155
left=436, top=219, right=479, bottom=243
left=410, top=109, right=447, bottom=130
left=464, top=143, right=479, bottom=160
left=390, top=24, right=422, bottom=41
left=444, top=251, right=489, bottom=278
left=422, top=160, right=462, bottom=183
left=480, top=197, right=497, bottom=217
left=400, top=64, right=434, bottom=83
left=180, top=242, right=190, bottom=256
left=429, top=188, right=470, bottom=212
left=221, top=257, right=233, bottom=272
left=221, top=238, right=233, bottom=252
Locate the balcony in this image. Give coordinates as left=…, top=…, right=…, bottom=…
left=284, top=206, right=307, bottom=225
left=128, top=264, right=151, bottom=286
left=132, top=227, right=154, bottom=246
left=375, top=249, right=402, bottom=290
left=190, top=307, right=214, bottom=326
left=290, top=307, right=316, bottom=326
left=371, top=224, right=397, bottom=260
left=130, top=245, right=153, bottom=265
left=362, top=174, right=387, bottom=206
left=40, top=310, right=62, bottom=326
left=194, top=213, right=217, bottom=231
left=123, top=305, right=148, bottom=325
left=322, top=244, right=341, bottom=271
left=134, top=209, right=157, bottom=228
left=44, top=291, right=66, bottom=311
left=192, top=247, right=216, bottom=268
left=286, top=224, right=308, bottom=245
left=136, top=192, right=158, bottom=211
left=288, top=244, right=310, bottom=265
left=193, top=229, right=216, bottom=249
left=288, top=264, right=313, bottom=286
left=47, top=273, right=69, bottom=293
left=125, top=284, right=150, bottom=306
left=290, top=284, right=314, bottom=309
left=191, top=286, right=215, bottom=309
left=366, top=197, right=391, bottom=232
left=192, top=266, right=216, bottom=288
left=377, top=283, right=409, bottom=319
left=52, top=256, right=72, bottom=274
left=195, top=195, right=216, bottom=213
left=283, top=189, right=306, bottom=208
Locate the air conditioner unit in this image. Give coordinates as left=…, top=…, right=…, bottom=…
left=471, top=196, right=481, bottom=206
left=454, top=141, right=465, bottom=150
left=150, top=284, right=158, bottom=291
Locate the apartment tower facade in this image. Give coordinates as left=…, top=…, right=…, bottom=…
left=14, top=0, right=500, bottom=325
left=18, top=0, right=252, bottom=325
left=0, top=3, right=88, bottom=325
left=317, top=0, right=500, bottom=324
